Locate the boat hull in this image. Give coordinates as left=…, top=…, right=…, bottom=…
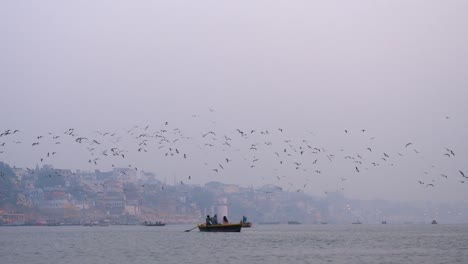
left=242, top=222, right=252, bottom=228
left=143, top=221, right=166, bottom=226
left=198, top=223, right=242, bottom=232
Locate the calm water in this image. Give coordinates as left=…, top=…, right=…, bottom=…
left=1, top=224, right=467, bottom=264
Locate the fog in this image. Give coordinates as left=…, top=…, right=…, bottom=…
left=1, top=0, right=467, bottom=203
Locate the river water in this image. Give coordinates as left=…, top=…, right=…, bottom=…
left=1, top=224, right=467, bottom=264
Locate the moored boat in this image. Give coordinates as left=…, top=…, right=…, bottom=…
left=144, top=221, right=166, bottom=226
left=197, top=223, right=242, bottom=232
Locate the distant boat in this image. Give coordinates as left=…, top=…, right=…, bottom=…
left=197, top=223, right=242, bottom=232
left=352, top=221, right=362, bottom=224
left=287, top=221, right=301, bottom=225
left=143, top=221, right=166, bottom=226
left=98, top=220, right=110, bottom=226
left=431, top=220, right=438, bottom=224
left=46, top=219, right=62, bottom=226
left=381, top=220, right=387, bottom=224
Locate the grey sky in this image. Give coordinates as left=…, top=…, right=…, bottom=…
left=1, top=1, right=467, bottom=203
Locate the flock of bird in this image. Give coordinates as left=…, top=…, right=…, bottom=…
left=0, top=111, right=466, bottom=195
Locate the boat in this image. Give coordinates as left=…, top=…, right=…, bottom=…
left=381, top=220, right=387, bottom=224
left=287, top=221, right=301, bottom=225
left=241, top=222, right=252, bottom=228
left=241, top=216, right=252, bottom=227
left=143, top=221, right=166, bottom=226
left=98, top=220, right=110, bottom=226
left=352, top=221, right=362, bottom=224
left=431, top=220, right=438, bottom=224
left=197, top=223, right=242, bottom=232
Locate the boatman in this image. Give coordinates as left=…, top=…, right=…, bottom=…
left=206, top=215, right=212, bottom=226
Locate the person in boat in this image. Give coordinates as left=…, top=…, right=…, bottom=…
left=242, top=216, right=248, bottom=223
left=212, top=214, right=218, bottom=225
left=223, top=216, right=229, bottom=224
left=206, top=215, right=212, bottom=226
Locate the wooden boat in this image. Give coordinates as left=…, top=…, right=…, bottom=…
left=242, top=222, right=252, bottom=228
left=197, top=223, right=242, bottom=232
left=144, top=221, right=166, bottom=226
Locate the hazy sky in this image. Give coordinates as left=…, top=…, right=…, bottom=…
left=1, top=1, right=467, bottom=203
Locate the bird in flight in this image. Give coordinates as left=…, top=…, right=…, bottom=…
left=460, top=170, right=466, bottom=178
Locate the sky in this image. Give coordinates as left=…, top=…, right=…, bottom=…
left=1, top=1, right=467, bottom=203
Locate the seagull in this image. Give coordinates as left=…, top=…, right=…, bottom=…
left=405, top=143, right=413, bottom=147
left=460, top=170, right=466, bottom=178
left=418, top=181, right=424, bottom=184
left=355, top=167, right=360, bottom=173
left=446, top=148, right=455, bottom=156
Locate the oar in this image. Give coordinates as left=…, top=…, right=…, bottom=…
left=184, top=226, right=198, bottom=232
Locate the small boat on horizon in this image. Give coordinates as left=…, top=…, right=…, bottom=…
left=352, top=221, right=362, bottom=224
left=287, top=221, right=301, bottom=225
left=431, top=220, right=438, bottom=224
left=143, top=221, right=166, bottom=226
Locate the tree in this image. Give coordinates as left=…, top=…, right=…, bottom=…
left=0, top=162, right=18, bottom=207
